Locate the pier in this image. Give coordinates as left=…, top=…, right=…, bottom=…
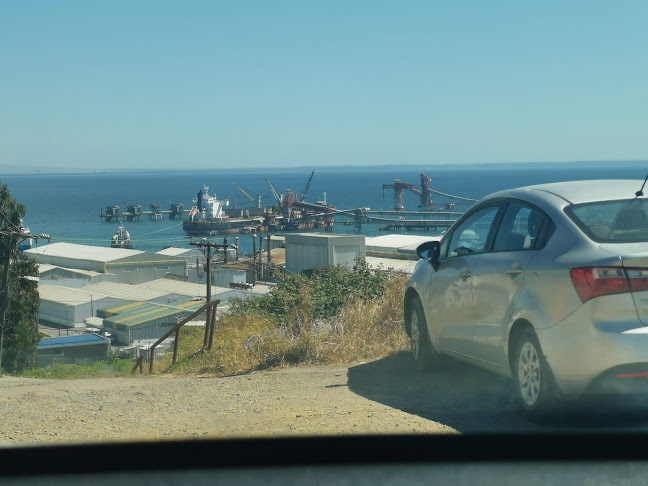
left=100, top=203, right=188, bottom=222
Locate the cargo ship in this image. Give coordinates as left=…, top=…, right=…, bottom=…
left=182, top=186, right=265, bottom=236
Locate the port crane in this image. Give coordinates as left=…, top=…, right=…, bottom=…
left=300, top=170, right=315, bottom=202
left=265, top=178, right=283, bottom=206
left=233, top=183, right=262, bottom=208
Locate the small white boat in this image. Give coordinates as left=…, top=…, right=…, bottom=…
left=111, top=226, right=134, bottom=249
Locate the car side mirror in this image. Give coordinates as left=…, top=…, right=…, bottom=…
left=416, top=240, right=441, bottom=270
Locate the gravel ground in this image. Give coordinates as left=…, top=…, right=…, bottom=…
left=0, top=364, right=452, bottom=446
left=3, top=354, right=648, bottom=446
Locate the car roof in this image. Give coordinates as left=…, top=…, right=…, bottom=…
left=491, top=180, right=646, bottom=205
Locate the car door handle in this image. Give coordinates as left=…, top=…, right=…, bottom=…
left=460, top=271, right=472, bottom=278
left=507, top=268, right=523, bottom=275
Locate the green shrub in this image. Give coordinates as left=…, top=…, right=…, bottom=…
left=229, top=259, right=394, bottom=322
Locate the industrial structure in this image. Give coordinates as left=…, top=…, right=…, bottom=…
left=381, top=173, right=434, bottom=211
left=382, top=172, right=477, bottom=212
left=97, top=170, right=480, bottom=236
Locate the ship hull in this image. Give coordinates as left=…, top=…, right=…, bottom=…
left=183, top=217, right=265, bottom=236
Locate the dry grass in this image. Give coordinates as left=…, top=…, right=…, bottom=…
left=160, top=273, right=410, bottom=376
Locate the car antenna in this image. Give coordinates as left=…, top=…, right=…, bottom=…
left=636, top=173, right=648, bottom=197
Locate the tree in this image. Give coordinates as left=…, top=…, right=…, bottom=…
left=0, top=182, right=40, bottom=372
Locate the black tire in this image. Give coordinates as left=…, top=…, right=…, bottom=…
left=408, top=298, right=437, bottom=370
left=513, top=328, right=559, bottom=420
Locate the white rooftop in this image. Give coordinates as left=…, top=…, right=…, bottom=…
left=26, top=243, right=144, bottom=263
left=156, top=247, right=200, bottom=257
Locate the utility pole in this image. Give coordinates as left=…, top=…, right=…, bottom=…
left=190, top=238, right=231, bottom=302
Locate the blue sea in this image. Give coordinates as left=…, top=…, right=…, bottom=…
left=3, top=162, right=648, bottom=256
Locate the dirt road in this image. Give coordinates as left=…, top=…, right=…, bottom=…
left=2, top=354, right=646, bottom=445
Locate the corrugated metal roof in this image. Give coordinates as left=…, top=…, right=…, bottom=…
left=38, top=334, right=109, bottom=348
left=104, top=300, right=203, bottom=330
left=83, top=281, right=170, bottom=301
left=39, top=285, right=109, bottom=305
left=38, top=263, right=103, bottom=277
left=26, top=242, right=144, bottom=263
left=96, top=301, right=146, bottom=318
left=136, top=278, right=232, bottom=298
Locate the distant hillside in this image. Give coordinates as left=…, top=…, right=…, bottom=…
left=0, top=164, right=104, bottom=175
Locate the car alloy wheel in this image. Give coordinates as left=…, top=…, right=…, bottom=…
left=514, top=328, right=558, bottom=418
left=410, top=308, right=422, bottom=361
left=518, top=341, right=541, bottom=407
left=409, top=298, right=436, bottom=369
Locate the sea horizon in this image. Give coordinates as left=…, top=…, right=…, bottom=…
left=2, top=159, right=648, bottom=177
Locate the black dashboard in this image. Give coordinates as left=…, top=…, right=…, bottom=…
left=3, top=434, right=648, bottom=485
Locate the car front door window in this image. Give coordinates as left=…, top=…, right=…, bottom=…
left=447, top=206, right=499, bottom=257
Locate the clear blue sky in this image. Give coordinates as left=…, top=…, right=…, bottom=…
left=1, top=1, right=646, bottom=169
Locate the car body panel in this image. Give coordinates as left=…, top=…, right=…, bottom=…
left=427, top=253, right=481, bottom=355
left=540, top=293, right=646, bottom=398
left=471, top=249, right=537, bottom=365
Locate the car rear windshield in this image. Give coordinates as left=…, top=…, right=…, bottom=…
left=566, top=198, right=648, bottom=243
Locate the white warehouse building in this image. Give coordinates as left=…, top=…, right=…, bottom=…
left=26, top=243, right=187, bottom=284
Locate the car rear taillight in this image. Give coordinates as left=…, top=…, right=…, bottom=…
left=625, top=268, right=648, bottom=292
left=570, top=267, right=629, bottom=303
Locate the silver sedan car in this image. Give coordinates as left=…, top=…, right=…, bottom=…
left=404, top=180, right=648, bottom=418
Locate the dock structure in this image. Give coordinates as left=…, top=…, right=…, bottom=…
left=100, top=203, right=187, bottom=222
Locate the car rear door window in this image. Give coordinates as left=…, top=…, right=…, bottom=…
left=493, top=201, right=549, bottom=252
